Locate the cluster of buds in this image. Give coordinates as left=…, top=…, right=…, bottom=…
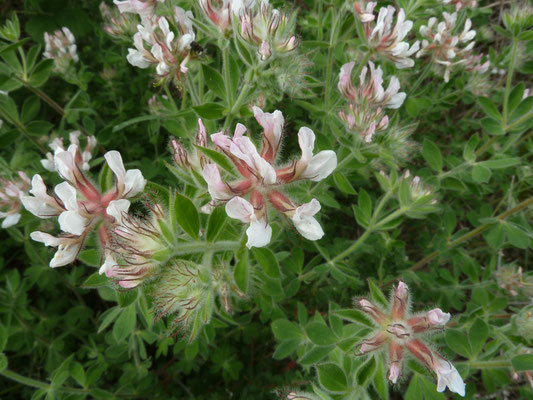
left=169, top=119, right=208, bottom=170
left=0, top=171, right=29, bottom=229
left=152, top=259, right=214, bottom=339
left=125, top=6, right=196, bottom=83
left=21, top=140, right=146, bottom=269
left=100, top=1, right=139, bottom=40
left=198, top=0, right=252, bottom=35
left=113, top=0, right=164, bottom=22
left=41, top=131, right=96, bottom=172
left=239, top=1, right=299, bottom=61
left=356, top=282, right=466, bottom=396
left=440, top=0, right=477, bottom=10
left=512, top=308, right=533, bottom=342
left=496, top=264, right=533, bottom=297
left=338, top=61, right=405, bottom=142
left=43, top=27, right=79, bottom=73
left=358, top=5, right=420, bottom=69
left=417, top=12, right=489, bottom=82
left=202, top=107, right=337, bottom=248
left=105, top=201, right=169, bottom=287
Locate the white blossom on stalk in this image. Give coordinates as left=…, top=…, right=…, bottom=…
left=202, top=108, right=337, bottom=248
left=198, top=0, right=253, bottom=33
left=440, top=0, right=477, bottom=11
left=238, top=1, right=299, bottom=61
left=417, top=12, right=489, bottom=82
left=41, top=131, right=97, bottom=172
left=126, top=7, right=196, bottom=84
left=43, top=27, right=79, bottom=73
left=338, top=61, right=405, bottom=142
left=21, top=145, right=146, bottom=269
left=361, top=6, right=420, bottom=69
left=353, top=1, right=377, bottom=23
left=0, top=171, right=30, bottom=229
left=113, top=0, right=164, bottom=22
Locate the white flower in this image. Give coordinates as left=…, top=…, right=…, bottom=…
left=291, top=199, right=324, bottom=241
left=434, top=358, right=466, bottom=396
left=0, top=213, right=21, bottom=228
left=21, top=175, right=62, bottom=218
left=426, top=308, right=451, bottom=326
left=225, top=196, right=272, bottom=248
left=202, top=164, right=234, bottom=201
left=55, top=182, right=88, bottom=236
left=30, top=231, right=83, bottom=268
left=297, top=127, right=337, bottom=182
left=104, top=150, right=146, bottom=197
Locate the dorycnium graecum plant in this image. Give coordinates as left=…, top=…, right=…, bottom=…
left=0, top=0, right=532, bottom=398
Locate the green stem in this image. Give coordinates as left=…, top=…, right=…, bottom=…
left=329, top=228, right=373, bottom=265
left=503, top=38, right=518, bottom=125
left=506, top=109, right=533, bottom=131
left=465, top=360, right=512, bottom=369
left=0, top=107, right=47, bottom=154
left=324, top=8, right=341, bottom=110
left=170, top=240, right=240, bottom=257
left=222, top=44, right=233, bottom=105
left=0, top=369, right=88, bottom=395
left=382, top=196, right=533, bottom=287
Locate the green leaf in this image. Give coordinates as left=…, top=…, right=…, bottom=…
left=368, top=279, right=388, bottom=307
left=273, top=339, right=300, bottom=360
left=98, top=306, right=121, bottom=333
left=472, top=164, right=491, bottom=183
left=0, top=93, right=19, bottom=123
left=511, top=354, right=533, bottom=372
left=21, top=96, right=40, bottom=123
left=25, top=120, right=53, bottom=136
left=112, top=114, right=161, bottom=133
left=478, top=97, right=501, bottom=120
left=117, top=288, right=138, bottom=308
left=373, top=356, right=389, bottom=400
left=316, top=363, right=348, bottom=393
left=206, top=206, right=227, bottom=241
left=78, top=249, right=101, bottom=267
left=332, top=309, right=373, bottom=327
left=28, top=59, right=54, bottom=88
left=481, top=117, right=505, bottom=135
left=469, top=318, right=489, bottom=356
left=193, top=103, right=226, bottom=120
left=252, top=247, right=280, bottom=278
left=358, top=189, right=372, bottom=219
left=446, top=329, right=471, bottom=358
left=300, top=346, right=335, bottom=366
left=0, top=353, right=7, bottom=372
left=234, top=249, right=249, bottom=293
left=113, top=305, right=136, bottom=343
left=356, top=356, right=376, bottom=386
left=398, top=179, right=411, bottom=207
left=422, top=139, right=443, bottom=172
left=478, top=158, right=520, bottom=169
left=508, top=83, right=524, bottom=113
left=306, top=322, right=337, bottom=346
left=504, top=223, right=530, bottom=249
left=272, top=319, right=303, bottom=340
left=81, top=272, right=109, bottom=288
left=202, top=64, right=226, bottom=101
left=195, top=145, right=236, bottom=174
left=0, top=38, right=29, bottom=56
left=173, top=193, right=199, bottom=239
left=463, top=134, right=479, bottom=161
left=334, top=172, right=357, bottom=195
left=69, top=362, right=86, bottom=387
left=0, top=324, right=7, bottom=352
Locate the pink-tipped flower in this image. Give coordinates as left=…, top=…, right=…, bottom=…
left=126, top=7, right=196, bottom=84
left=238, top=2, right=300, bottom=61
left=338, top=61, right=405, bottom=142
left=22, top=148, right=146, bottom=269
left=360, top=6, right=420, bottom=69
left=440, top=0, right=477, bottom=11
left=0, top=171, right=30, bottom=228
left=417, top=12, right=489, bottom=82
left=355, top=281, right=465, bottom=396
left=41, top=131, right=97, bottom=172
left=202, top=108, right=337, bottom=248
left=43, top=27, right=79, bottom=73
left=353, top=1, right=377, bottom=23
left=113, top=0, right=164, bottom=22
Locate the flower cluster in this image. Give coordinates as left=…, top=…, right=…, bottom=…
left=41, top=131, right=96, bottom=172
left=21, top=139, right=146, bottom=269
left=338, top=61, right=405, bottom=142
left=239, top=1, right=299, bottom=61
left=105, top=201, right=169, bottom=287
left=359, top=5, right=420, bottom=69
left=440, top=0, right=477, bottom=11
left=0, top=171, right=29, bottom=229
left=43, top=27, right=79, bottom=73
left=198, top=0, right=252, bottom=34
left=100, top=1, right=139, bottom=40
left=356, top=282, right=466, bottom=396
left=417, top=12, right=489, bottom=82
left=353, top=1, right=376, bottom=23
left=202, top=107, right=337, bottom=248
left=113, top=0, right=164, bottom=22
left=123, top=2, right=196, bottom=83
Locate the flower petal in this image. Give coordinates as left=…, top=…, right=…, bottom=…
left=246, top=218, right=272, bottom=248
left=58, top=210, right=88, bottom=236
